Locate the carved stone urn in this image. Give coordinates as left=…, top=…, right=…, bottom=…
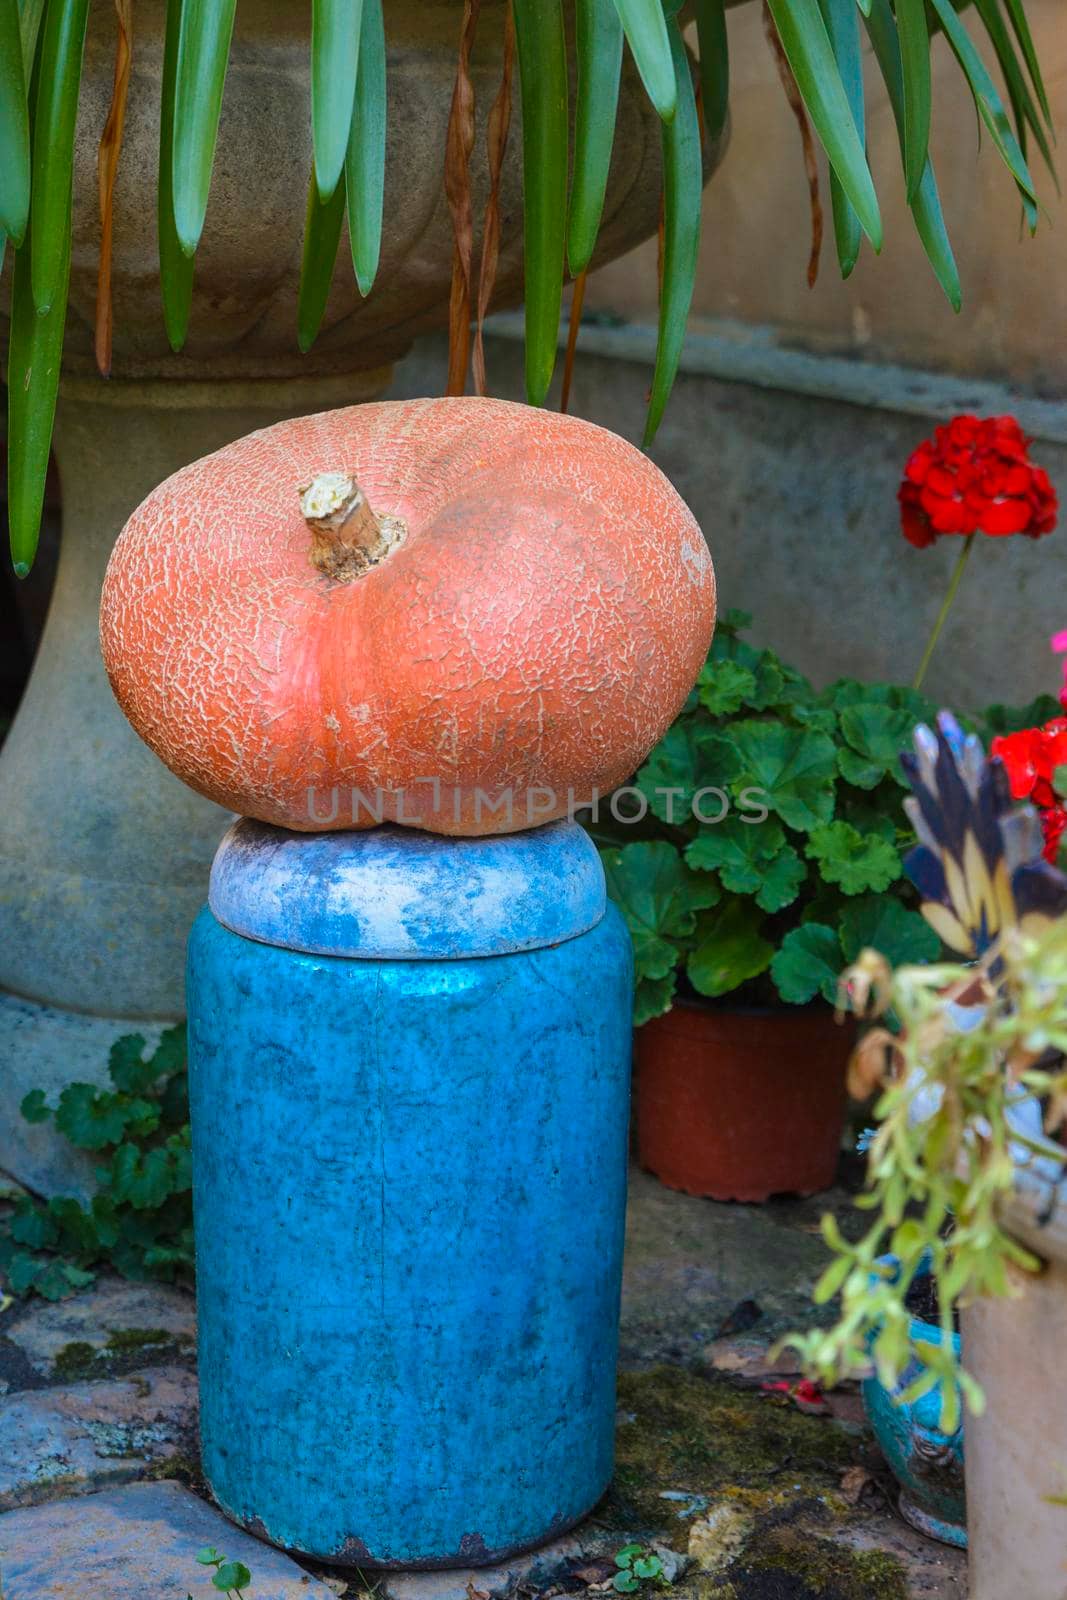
left=0, top=0, right=726, bottom=1192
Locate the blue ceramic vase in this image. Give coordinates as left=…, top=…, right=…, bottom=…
left=186, top=818, right=633, bottom=1568
left=861, top=1256, right=966, bottom=1548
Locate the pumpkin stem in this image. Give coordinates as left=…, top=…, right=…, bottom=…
left=299, top=471, right=405, bottom=582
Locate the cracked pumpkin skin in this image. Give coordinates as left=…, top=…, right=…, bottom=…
left=101, top=396, right=716, bottom=835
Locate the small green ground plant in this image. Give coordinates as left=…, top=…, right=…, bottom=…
left=612, top=1544, right=667, bottom=1592
left=190, top=1546, right=252, bottom=1598
left=1, top=1025, right=193, bottom=1300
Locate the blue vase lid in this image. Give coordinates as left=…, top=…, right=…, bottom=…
left=208, top=818, right=607, bottom=959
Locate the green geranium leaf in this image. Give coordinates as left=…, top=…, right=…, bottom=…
left=108, top=1144, right=178, bottom=1212
left=983, top=695, right=1063, bottom=737
left=697, top=658, right=757, bottom=716
left=838, top=703, right=921, bottom=789
left=836, top=791, right=900, bottom=842
left=48, top=1195, right=106, bottom=1255
left=108, top=1033, right=157, bottom=1095
left=756, top=845, right=808, bottom=912
left=635, top=971, right=677, bottom=1027
left=637, top=721, right=743, bottom=823
left=54, top=1085, right=152, bottom=1151
left=602, top=842, right=719, bottom=983
left=685, top=815, right=786, bottom=893
left=791, top=701, right=839, bottom=737
left=613, top=1578, right=640, bottom=1594
left=730, top=720, right=838, bottom=832
left=687, top=900, right=774, bottom=999
left=770, top=922, right=843, bottom=1004
left=839, top=894, right=942, bottom=966
left=9, top=1199, right=59, bottom=1250
left=708, top=629, right=794, bottom=710
left=19, top=1088, right=51, bottom=1124
left=806, top=821, right=901, bottom=894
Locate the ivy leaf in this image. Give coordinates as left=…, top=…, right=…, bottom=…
left=730, top=720, right=838, bottom=832
left=687, top=900, right=774, bottom=999
left=697, top=658, right=757, bottom=716
left=637, top=721, right=743, bottom=823
left=635, top=970, right=677, bottom=1027
left=602, top=842, right=719, bottom=983
left=19, top=1089, right=51, bottom=1124
left=806, top=821, right=901, bottom=894
left=839, top=895, right=942, bottom=966
left=756, top=846, right=808, bottom=912
left=686, top=816, right=786, bottom=892
left=838, top=703, right=920, bottom=789
left=770, top=922, right=843, bottom=1004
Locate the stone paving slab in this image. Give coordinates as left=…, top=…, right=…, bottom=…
left=0, top=1480, right=337, bottom=1599
left=0, top=1366, right=197, bottom=1510
left=2, top=1276, right=195, bottom=1376
left=375, top=1530, right=693, bottom=1600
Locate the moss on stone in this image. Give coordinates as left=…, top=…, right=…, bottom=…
left=604, top=1367, right=856, bottom=1535
left=710, top=1529, right=909, bottom=1600
left=105, top=1327, right=172, bottom=1352
left=52, top=1341, right=99, bottom=1379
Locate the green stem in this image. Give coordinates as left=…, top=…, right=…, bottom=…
left=913, top=533, right=976, bottom=692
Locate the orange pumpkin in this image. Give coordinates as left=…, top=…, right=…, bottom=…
left=100, top=397, right=715, bottom=835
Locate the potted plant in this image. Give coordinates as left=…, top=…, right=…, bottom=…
left=0, top=0, right=1056, bottom=1195
left=597, top=608, right=941, bottom=1201
left=788, top=712, right=1067, bottom=1599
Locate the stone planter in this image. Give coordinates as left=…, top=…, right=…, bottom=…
left=0, top=0, right=719, bottom=1193
left=963, top=1162, right=1067, bottom=1599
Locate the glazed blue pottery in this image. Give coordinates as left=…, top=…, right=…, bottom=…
left=861, top=1256, right=966, bottom=1548
left=187, top=817, right=633, bottom=1568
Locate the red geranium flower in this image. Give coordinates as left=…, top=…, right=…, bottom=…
left=991, top=717, right=1067, bottom=865
left=899, top=415, right=1058, bottom=549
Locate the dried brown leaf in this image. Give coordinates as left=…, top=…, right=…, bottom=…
left=847, top=1028, right=899, bottom=1101
left=762, top=0, right=822, bottom=289
left=444, top=0, right=482, bottom=396
left=472, top=2, right=514, bottom=397
left=95, top=0, right=133, bottom=378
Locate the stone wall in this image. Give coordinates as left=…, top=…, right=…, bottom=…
left=393, top=328, right=1067, bottom=713
left=589, top=0, right=1065, bottom=388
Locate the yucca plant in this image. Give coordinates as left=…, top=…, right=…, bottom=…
left=0, top=0, right=1056, bottom=576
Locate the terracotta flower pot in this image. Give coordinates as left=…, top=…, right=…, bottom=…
left=635, top=1000, right=851, bottom=1202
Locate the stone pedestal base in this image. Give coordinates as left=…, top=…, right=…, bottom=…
left=0, top=370, right=392, bottom=1195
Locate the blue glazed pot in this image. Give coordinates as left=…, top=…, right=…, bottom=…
left=187, top=818, right=633, bottom=1568
left=861, top=1256, right=966, bottom=1548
